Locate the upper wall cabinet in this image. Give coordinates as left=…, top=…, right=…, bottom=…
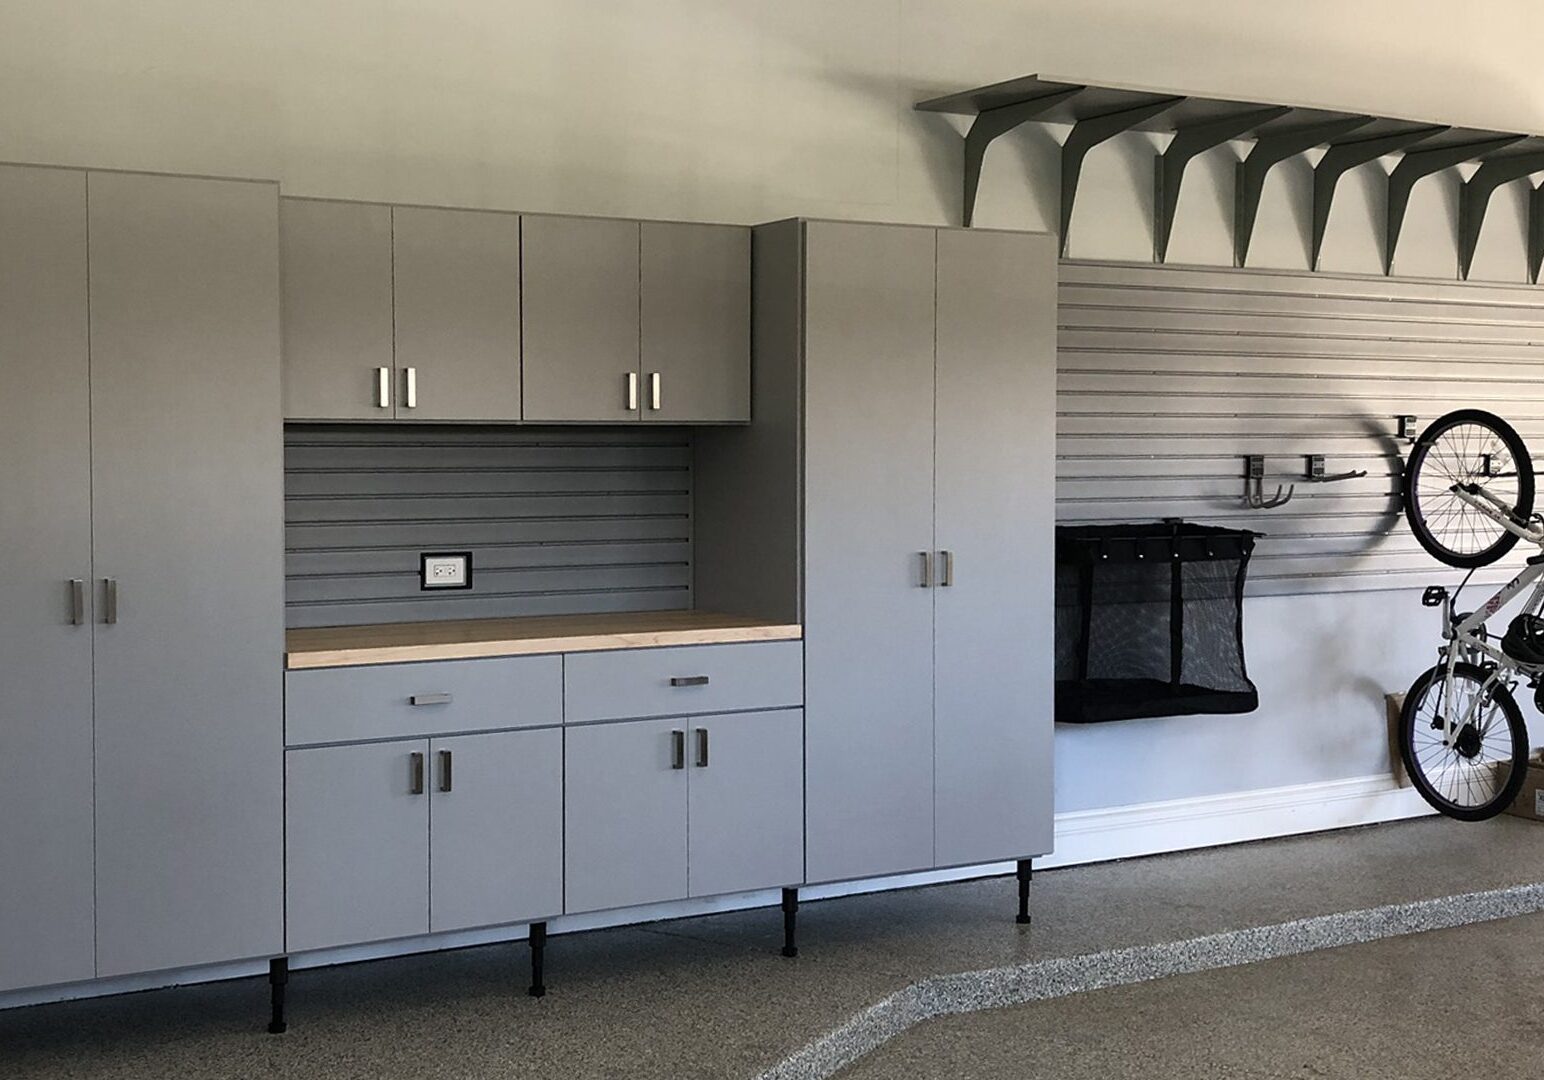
left=282, top=202, right=750, bottom=425
left=520, top=214, right=753, bottom=424
left=280, top=198, right=522, bottom=422
left=521, top=214, right=642, bottom=423
left=640, top=222, right=750, bottom=423
left=281, top=199, right=394, bottom=421
left=392, top=206, right=521, bottom=422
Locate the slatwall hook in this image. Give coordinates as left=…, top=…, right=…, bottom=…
left=1243, top=455, right=1294, bottom=509
left=1303, top=454, right=1368, bottom=484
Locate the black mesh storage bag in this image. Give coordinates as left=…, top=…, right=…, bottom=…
left=1055, top=522, right=1259, bottom=724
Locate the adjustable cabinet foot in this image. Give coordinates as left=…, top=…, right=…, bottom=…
left=781, top=887, right=799, bottom=958
left=1016, top=859, right=1033, bottom=926
left=267, top=957, right=288, bottom=1034
left=527, top=922, right=547, bottom=998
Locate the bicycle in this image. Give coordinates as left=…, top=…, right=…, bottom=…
left=1398, top=409, right=1539, bottom=821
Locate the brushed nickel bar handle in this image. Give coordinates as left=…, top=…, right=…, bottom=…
left=649, top=371, right=661, bottom=411
left=438, top=749, right=453, bottom=793
left=404, top=367, right=418, bottom=409
left=626, top=371, right=639, bottom=411
left=939, top=550, right=954, bottom=587
left=695, top=727, right=709, bottom=768
left=919, top=551, right=932, bottom=588
left=670, top=675, right=710, bottom=687
left=410, top=752, right=425, bottom=795
left=102, top=578, right=118, bottom=624
left=69, top=579, right=85, bottom=626
left=377, top=367, right=391, bottom=409
left=670, top=729, right=686, bottom=770
left=410, top=693, right=453, bottom=706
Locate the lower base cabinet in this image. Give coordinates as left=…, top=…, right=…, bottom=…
left=285, top=728, right=562, bottom=953
left=565, top=709, right=803, bottom=914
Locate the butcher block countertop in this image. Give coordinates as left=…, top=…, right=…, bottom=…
left=285, top=611, right=803, bottom=670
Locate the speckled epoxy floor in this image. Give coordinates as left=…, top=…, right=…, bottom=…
left=836, top=908, right=1544, bottom=1080
left=3, top=814, right=1543, bottom=1080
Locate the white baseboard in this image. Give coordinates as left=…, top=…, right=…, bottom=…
left=0, top=772, right=1430, bottom=1011
left=1040, top=772, right=1435, bottom=870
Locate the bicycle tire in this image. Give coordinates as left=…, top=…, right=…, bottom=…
left=1398, top=661, right=1528, bottom=822
left=1402, top=409, right=1534, bottom=568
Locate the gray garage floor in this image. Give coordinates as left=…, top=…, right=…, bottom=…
left=838, top=909, right=1544, bottom=1080
left=2, top=814, right=1541, bottom=1080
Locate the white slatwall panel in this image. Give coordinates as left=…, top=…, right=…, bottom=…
left=1058, top=261, right=1544, bottom=595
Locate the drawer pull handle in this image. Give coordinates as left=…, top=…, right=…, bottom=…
left=670, top=729, right=686, bottom=770
left=410, top=693, right=453, bottom=706
left=695, top=727, right=709, bottom=768
left=439, top=749, right=453, bottom=793
left=670, top=675, right=710, bottom=688
left=410, top=752, right=425, bottom=795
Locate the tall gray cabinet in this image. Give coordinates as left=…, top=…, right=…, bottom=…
left=0, top=165, right=284, bottom=989
left=0, top=165, right=96, bottom=993
left=732, top=219, right=1057, bottom=886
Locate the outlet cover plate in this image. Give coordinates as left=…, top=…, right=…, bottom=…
left=421, top=551, right=473, bottom=590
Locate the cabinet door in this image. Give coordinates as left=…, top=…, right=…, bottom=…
left=802, top=221, right=939, bottom=884
left=280, top=198, right=395, bottom=420
left=429, top=728, right=563, bottom=932
left=564, top=719, right=687, bottom=913
left=393, top=206, right=522, bottom=422
left=521, top=215, right=641, bottom=422
left=0, top=165, right=96, bottom=992
left=286, top=742, right=430, bottom=952
left=687, top=710, right=803, bottom=898
left=933, top=229, right=1057, bottom=867
left=89, top=172, right=286, bottom=976
left=640, top=221, right=750, bottom=423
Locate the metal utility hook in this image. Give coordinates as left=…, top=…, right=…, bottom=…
left=1303, top=454, right=1368, bottom=484
left=1243, top=455, right=1294, bottom=509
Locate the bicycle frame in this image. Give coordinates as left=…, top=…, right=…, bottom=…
left=1432, top=485, right=1544, bottom=745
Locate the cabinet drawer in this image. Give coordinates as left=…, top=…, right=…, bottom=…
left=563, top=641, right=802, bottom=723
left=286, top=655, right=563, bottom=746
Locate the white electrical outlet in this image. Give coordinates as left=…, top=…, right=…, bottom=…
left=421, top=552, right=472, bottom=590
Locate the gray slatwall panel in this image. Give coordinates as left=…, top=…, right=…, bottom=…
left=1058, top=261, right=1544, bottom=596
left=284, top=425, right=693, bottom=627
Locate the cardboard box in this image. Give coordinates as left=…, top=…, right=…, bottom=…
left=1505, top=752, right=1544, bottom=821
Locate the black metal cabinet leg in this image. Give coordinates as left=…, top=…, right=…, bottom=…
left=267, top=957, right=288, bottom=1034
left=1016, top=859, right=1033, bottom=925
left=528, top=921, right=547, bottom=998
left=781, top=887, right=799, bottom=958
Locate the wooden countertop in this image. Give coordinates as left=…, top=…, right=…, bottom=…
left=285, top=611, right=803, bottom=670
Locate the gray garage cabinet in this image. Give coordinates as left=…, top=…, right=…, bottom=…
left=718, top=219, right=1058, bottom=887
left=0, top=165, right=285, bottom=989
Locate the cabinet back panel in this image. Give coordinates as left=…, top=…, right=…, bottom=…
left=284, top=425, right=693, bottom=627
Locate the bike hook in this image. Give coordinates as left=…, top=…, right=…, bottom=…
left=1243, top=455, right=1294, bottom=509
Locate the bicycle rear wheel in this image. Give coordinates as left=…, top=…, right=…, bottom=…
left=1402, top=409, right=1534, bottom=568
left=1398, top=661, right=1528, bottom=821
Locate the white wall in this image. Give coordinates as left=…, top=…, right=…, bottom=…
left=4, top=0, right=1541, bottom=816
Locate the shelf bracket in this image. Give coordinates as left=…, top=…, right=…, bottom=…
left=1531, top=184, right=1544, bottom=285
left=1154, top=107, right=1289, bottom=263
left=1385, top=135, right=1524, bottom=275
left=960, top=86, right=1085, bottom=227
left=1235, top=116, right=1374, bottom=268
left=1059, top=96, right=1185, bottom=255
left=1311, top=126, right=1448, bottom=270
left=1458, top=150, right=1544, bottom=279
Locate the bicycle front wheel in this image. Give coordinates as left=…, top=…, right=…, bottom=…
left=1398, top=661, right=1528, bottom=821
left=1402, top=409, right=1534, bottom=568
